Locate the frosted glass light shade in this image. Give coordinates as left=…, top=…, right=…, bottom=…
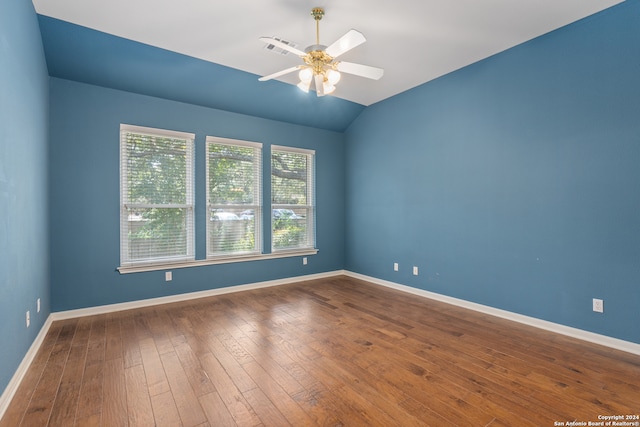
left=326, top=69, right=341, bottom=85
left=297, top=80, right=310, bottom=93
left=323, top=82, right=336, bottom=94
left=299, top=68, right=313, bottom=83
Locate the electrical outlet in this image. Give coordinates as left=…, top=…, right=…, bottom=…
left=26, top=311, right=30, bottom=328
left=413, top=266, right=419, bottom=276
left=303, top=257, right=308, bottom=265
left=165, top=271, right=172, bottom=281
left=37, top=298, right=41, bottom=313
left=393, top=262, right=398, bottom=272
left=593, top=298, right=604, bottom=313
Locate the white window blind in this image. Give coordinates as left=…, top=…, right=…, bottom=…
left=271, top=145, right=315, bottom=251
left=206, top=136, right=262, bottom=258
left=120, top=124, right=195, bottom=267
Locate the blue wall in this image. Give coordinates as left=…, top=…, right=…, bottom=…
left=0, top=0, right=50, bottom=394
left=49, top=78, right=345, bottom=312
left=345, top=1, right=640, bottom=344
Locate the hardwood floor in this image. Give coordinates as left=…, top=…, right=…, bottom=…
left=2, top=275, right=639, bottom=426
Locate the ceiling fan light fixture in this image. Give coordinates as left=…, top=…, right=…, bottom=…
left=299, top=67, right=313, bottom=83
left=323, top=81, right=336, bottom=95
left=326, top=69, right=341, bottom=85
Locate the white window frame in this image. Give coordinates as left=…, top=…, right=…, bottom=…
left=271, top=145, right=316, bottom=253
left=119, top=124, right=195, bottom=269
left=206, top=136, right=263, bottom=259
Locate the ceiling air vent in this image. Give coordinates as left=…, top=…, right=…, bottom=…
left=263, top=37, right=298, bottom=55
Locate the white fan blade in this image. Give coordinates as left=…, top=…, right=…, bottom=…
left=336, top=61, right=384, bottom=80
left=259, top=37, right=306, bottom=57
left=325, top=29, right=366, bottom=58
left=315, top=74, right=325, bottom=97
left=259, top=66, right=300, bottom=82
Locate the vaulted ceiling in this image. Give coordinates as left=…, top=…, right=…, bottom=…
left=34, top=0, right=623, bottom=131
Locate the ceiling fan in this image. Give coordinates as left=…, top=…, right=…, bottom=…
left=259, top=7, right=384, bottom=97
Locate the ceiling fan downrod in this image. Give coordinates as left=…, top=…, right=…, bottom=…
left=311, top=7, right=325, bottom=45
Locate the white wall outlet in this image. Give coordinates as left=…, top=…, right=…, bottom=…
left=303, top=257, right=308, bottom=265
left=26, top=311, right=30, bottom=328
left=413, top=266, right=419, bottom=276
left=593, top=298, right=604, bottom=313
left=393, top=262, right=398, bottom=272
left=37, top=298, right=41, bottom=313
left=165, top=271, right=172, bottom=281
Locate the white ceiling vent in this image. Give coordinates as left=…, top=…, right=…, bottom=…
left=263, top=37, right=298, bottom=55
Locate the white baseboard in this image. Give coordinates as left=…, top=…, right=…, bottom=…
left=3, top=268, right=639, bottom=421
left=344, top=271, right=640, bottom=356
left=50, top=270, right=346, bottom=321
left=0, top=315, right=54, bottom=421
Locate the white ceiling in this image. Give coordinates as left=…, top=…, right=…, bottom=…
left=33, top=0, right=623, bottom=106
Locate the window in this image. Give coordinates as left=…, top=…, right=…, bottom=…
left=206, top=137, right=262, bottom=258
left=271, top=145, right=315, bottom=251
left=118, top=125, right=316, bottom=273
left=120, top=124, right=194, bottom=267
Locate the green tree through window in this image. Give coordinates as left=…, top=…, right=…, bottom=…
left=206, top=137, right=262, bottom=257
left=271, top=146, right=315, bottom=251
left=120, top=125, right=194, bottom=266
left=120, top=126, right=315, bottom=270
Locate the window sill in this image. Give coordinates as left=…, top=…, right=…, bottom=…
left=117, top=248, right=319, bottom=274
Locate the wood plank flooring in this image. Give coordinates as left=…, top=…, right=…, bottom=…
left=2, top=275, right=639, bottom=426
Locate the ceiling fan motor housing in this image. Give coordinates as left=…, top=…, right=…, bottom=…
left=304, top=44, right=327, bottom=53
left=304, top=48, right=336, bottom=76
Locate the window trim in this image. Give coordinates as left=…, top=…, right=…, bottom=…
left=117, top=248, right=318, bottom=274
